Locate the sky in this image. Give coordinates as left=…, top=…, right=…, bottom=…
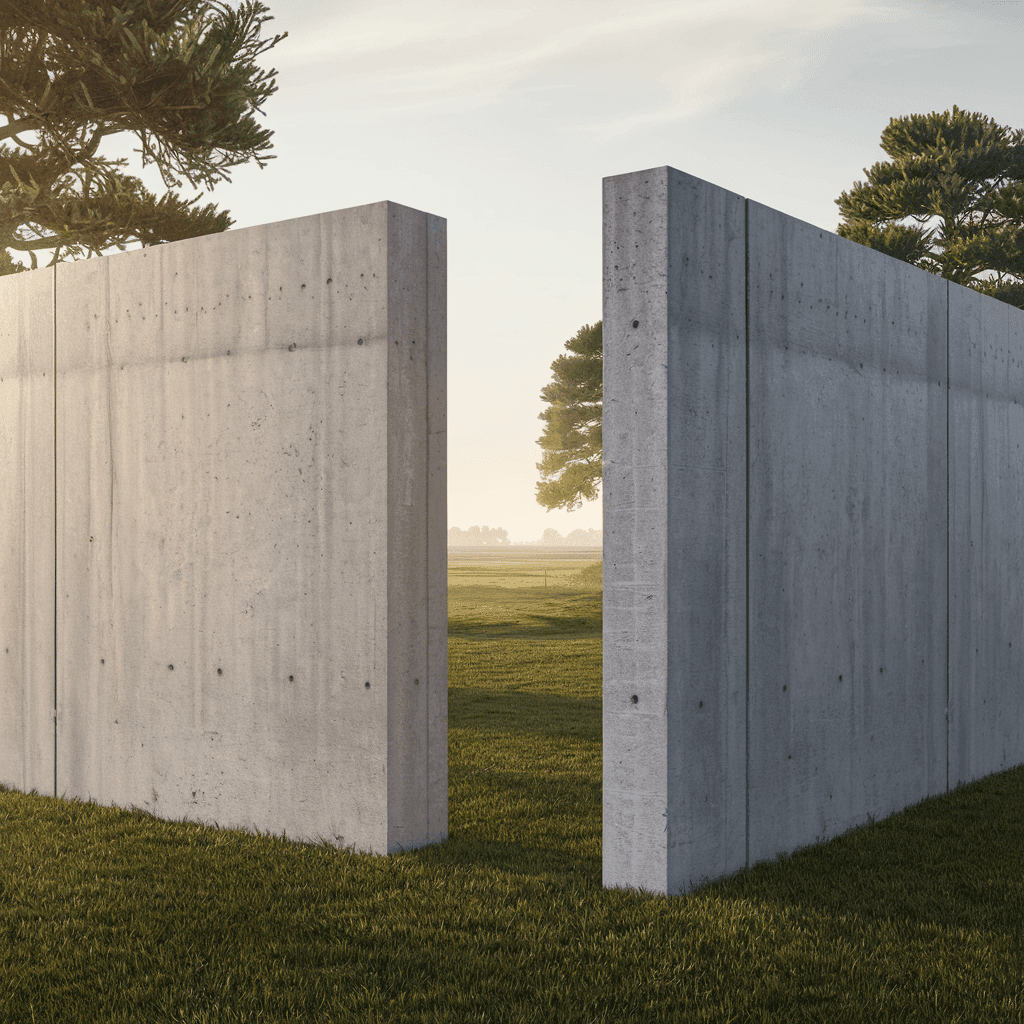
left=12, top=0, right=1024, bottom=544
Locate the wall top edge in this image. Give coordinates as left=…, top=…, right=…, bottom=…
left=602, top=166, right=1024, bottom=320
left=1, top=201, right=445, bottom=281
left=602, top=165, right=672, bottom=185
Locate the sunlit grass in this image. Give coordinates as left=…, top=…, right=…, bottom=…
left=1, top=554, right=1022, bottom=1022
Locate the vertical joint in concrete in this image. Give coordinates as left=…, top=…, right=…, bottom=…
left=744, top=199, right=750, bottom=873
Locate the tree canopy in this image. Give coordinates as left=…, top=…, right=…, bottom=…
left=534, top=320, right=602, bottom=514
left=836, top=105, right=1024, bottom=310
left=0, top=0, right=287, bottom=274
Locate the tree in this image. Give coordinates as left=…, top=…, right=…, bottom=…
left=836, top=105, right=1024, bottom=310
left=0, top=0, right=287, bottom=275
left=534, top=320, right=602, bottom=513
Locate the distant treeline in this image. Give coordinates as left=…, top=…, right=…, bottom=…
left=448, top=526, right=602, bottom=547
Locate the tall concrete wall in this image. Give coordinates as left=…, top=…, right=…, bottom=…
left=603, top=165, right=1024, bottom=897
left=1, top=201, right=447, bottom=856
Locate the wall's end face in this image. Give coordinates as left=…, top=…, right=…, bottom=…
left=602, top=167, right=748, bottom=896
left=1, top=201, right=446, bottom=857
left=603, top=165, right=1024, bottom=897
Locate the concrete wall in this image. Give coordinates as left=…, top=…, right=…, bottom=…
left=603, top=165, right=1024, bottom=897
left=1, top=201, right=447, bottom=856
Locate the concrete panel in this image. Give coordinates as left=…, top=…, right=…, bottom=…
left=948, top=285, right=1024, bottom=783
left=0, top=268, right=56, bottom=799
left=1, top=201, right=447, bottom=856
left=603, top=165, right=1024, bottom=897
left=743, top=196, right=949, bottom=873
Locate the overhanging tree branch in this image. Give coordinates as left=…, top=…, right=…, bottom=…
left=0, top=0, right=288, bottom=274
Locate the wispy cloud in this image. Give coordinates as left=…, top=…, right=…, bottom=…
left=268, top=1, right=908, bottom=139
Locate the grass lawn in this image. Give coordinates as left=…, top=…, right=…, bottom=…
left=1, top=555, right=1023, bottom=1021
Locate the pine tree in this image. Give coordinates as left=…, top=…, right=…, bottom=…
left=534, top=321, right=602, bottom=513
left=0, top=0, right=287, bottom=274
left=836, top=105, right=1024, bottom=309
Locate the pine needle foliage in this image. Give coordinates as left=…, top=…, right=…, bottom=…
left=836, top=104, right=1024, bottom=310
left=534, top=320, right=602, bottom=513
left=0, top=0, right=288, bottom=274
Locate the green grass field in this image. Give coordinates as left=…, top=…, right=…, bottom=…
left=1, top=556, right=1023, bottom=1022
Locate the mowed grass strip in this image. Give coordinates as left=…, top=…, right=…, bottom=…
left=0, top=556, right=1022, bottom=1022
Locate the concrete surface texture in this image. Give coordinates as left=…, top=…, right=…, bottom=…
left=0, top=201, right=448, bottom=856
left=602, top=165, right=1024, bottom=897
